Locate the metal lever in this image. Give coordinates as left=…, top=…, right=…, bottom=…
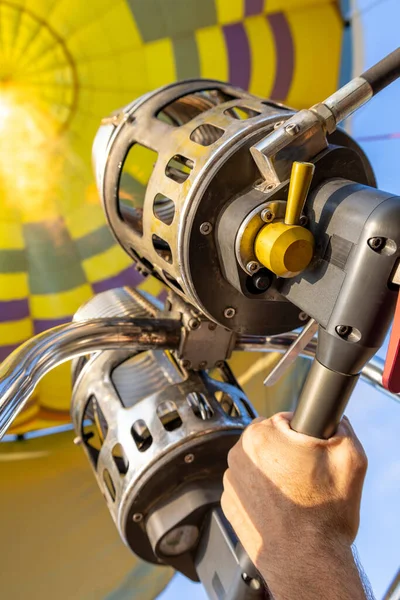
left=263, top=319, right=318, bottom=387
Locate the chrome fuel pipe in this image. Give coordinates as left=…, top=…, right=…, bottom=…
left=0, top=319, right=396, bottom=439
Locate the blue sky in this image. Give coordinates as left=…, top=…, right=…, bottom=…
left=160, top=2, right=400, bottom=598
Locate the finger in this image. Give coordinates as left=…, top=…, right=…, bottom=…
left=251, top=416, right=267, bottom=424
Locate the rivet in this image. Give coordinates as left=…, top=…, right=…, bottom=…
left=224, top=307, right=236, bottom=319
left=184, top=453, right=195, bottom=464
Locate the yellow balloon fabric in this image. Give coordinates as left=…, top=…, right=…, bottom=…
left=0, top=429, right=173, bottom=599
left=0, top=0, right=345, bottom=429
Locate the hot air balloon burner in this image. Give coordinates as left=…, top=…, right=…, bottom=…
left=94, top=79, right=302, bottom=336
left=71, top=341, right=254, bottom=579
left=94, top=78, right=377, bottom=338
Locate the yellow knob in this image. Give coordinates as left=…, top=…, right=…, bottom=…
left=253, top=161, right=315, bottom=278
left=255, top=222, right=314, bottom=278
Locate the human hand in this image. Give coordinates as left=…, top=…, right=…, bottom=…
left=221, top=413, right=368, bottom=599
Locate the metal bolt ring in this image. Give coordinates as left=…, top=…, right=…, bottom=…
left=246, top=261, right=261, bottom=274
left=200, top=222, right=212, bottom=235
left=188, top=318, right=200, bottom=330
left=224, top=307, right=236, bottom=319
left=261, top=209, right=274, bottom=222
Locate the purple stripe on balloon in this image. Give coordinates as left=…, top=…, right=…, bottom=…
left=223, top=23, right=251, bottom=90
left=0, top=298, right=30, bottom=322
left=92, top=266, right=145, bottom=295
left=34, top=316, right=72, bottom=334
left=245, top=0, right=264, bottom=16
left=267, top=12, right=294, bottom=100
left=0, top=343, right=20, bottom=362
left=158, top=288, right=168, bottom=304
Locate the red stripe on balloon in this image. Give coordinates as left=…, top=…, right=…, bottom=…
left=0, top=298, right=30, bottom=322
left=223, top=23, right=251, bottom=90
left=267, top=12, right=294, bottom=101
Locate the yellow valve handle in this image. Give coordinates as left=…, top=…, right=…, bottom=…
left=285, top=161, right=315, bottom=226
left=254, top=161, right=315, bottom=278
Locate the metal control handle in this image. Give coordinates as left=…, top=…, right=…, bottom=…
left=290, top=359, right=358, bottom=439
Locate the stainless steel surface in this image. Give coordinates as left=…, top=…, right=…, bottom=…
left=249, top=108, right=328, bottom=184
left=0, top=317, right=181, bottom=438
left=71, top=340, right=252, bottom=568
left=250, top=74, right=372, bottom=185
left=318, top=77, right=373, bottom=130
left=263, top=319, right=318, bottom=386
left=291, top=360, right=359, bottom=438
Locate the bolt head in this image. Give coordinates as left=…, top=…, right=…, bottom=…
left=184, top=453, right=195, bottom=464
left=299, top=215, right=308, bottom=226
left=246, top=261, right=260, bottom=274
left=188, top=318, right=200, bottom=330
left=200, top=222, right=212, bottom=235
left=73, top=436, right=82, bottom=446
left=261, top=209, right=274, bottom=222
left=274, top=120, right=285, bottom=129
left=336, top=325, right=351, bottom=337
left=224, top=307, right=236, bottom=319
left=133, top=513, right=143, bottom=523
left=299, top=312, right=309, bottom=321
left=198, top=361, right=207, bottom=369
left=285, top=123, right=300, bottom=135
left=368, top=237, right=384, bottom=251
left=181, top=359, right=192, bottom=369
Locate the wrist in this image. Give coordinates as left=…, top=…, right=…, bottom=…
left=257, top=538, right=365, bottom=600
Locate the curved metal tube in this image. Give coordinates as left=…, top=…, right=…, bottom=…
left=0, top=318, right=182, bottom=439
left=0, top=323, right=397, bottom=439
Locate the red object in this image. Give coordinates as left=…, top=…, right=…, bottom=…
left=383, top=293, right=400, bottom=392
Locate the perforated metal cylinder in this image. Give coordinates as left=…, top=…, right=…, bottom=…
left=71, top=288, right=254, bottom=565
left=94, top=80, right=294, bottom=334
